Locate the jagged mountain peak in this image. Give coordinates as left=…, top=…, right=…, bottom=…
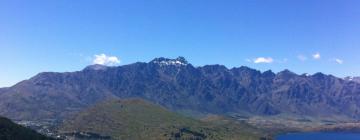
left=276, top=69, right=297, bottom=77
left=202, top=64, right=228, bottom=70
left=150, top=56, right=189, bottom=66
left=311, top=72, right=328, bottom=79
left=312, top=72, right=325, bottom=76
left=83, top=64, right=109, bottom=71
left=278, top=69, right=295, bottom=75
left=231, top=66, right=260, bottom=74
left=262, top=70, right=275, bottom=77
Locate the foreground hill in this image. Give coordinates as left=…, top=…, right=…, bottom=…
left=0, top=116, right=55, bottom=140
left=1, top=57, right=360, bottom=121
left=59, top=98, right=269, bottom=140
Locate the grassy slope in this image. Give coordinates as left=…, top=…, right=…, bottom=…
left=0, top=116, right=55, bottom=140
left=59, top=99, right=269, bottom=140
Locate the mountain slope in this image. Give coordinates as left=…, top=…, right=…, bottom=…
left=1, top=57, right=360, bottom=121
left=0, top=88, right=6, bottom=95
left=0, top=116, right=55, bottom=140
left=59, top=98, right=269, bottom=140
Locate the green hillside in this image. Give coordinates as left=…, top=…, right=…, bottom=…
left=0, top=116, right=55, bottom=140
left=59, top=99, right=271, bottom=140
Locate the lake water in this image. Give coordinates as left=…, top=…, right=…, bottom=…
left=276, top=132, right=360, bottom=140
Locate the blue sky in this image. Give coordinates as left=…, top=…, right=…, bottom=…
left=1, top=0, right=360, bottom=87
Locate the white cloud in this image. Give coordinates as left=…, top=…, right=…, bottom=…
left=297, top=55, right=307, bottom=61
left=93, top=54, right=120, bottom=66
left=253, top=57, right=274, bottom=64
left=334, top=58, right=343, bottom=64
left=312, top=52, right=321, bottom=59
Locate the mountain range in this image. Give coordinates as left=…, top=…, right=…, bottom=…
left=1, top=57, right=360, bottom=122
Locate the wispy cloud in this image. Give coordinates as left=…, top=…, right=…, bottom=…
left=312, top=52, right=321, bottom=59
left=253, top=57, right=274, bottom=64
left=93, top=54, right=120, bottom=66
left=297, top=55, right=307, bottom=61
left=334, top=58, right=344, bottom=64
left=245, top=59, right=252, bottom=62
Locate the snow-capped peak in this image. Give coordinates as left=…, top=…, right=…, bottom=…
left=344, top=76, right=354, bottom=81
left=302, top=73, right=311, bottom=77
left=343, top=76, right=360, bottom=83
left=151, top=57, right=188, bottom=66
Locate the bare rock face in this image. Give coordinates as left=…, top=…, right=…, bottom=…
left=1, top=57, right=360, bottom=121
